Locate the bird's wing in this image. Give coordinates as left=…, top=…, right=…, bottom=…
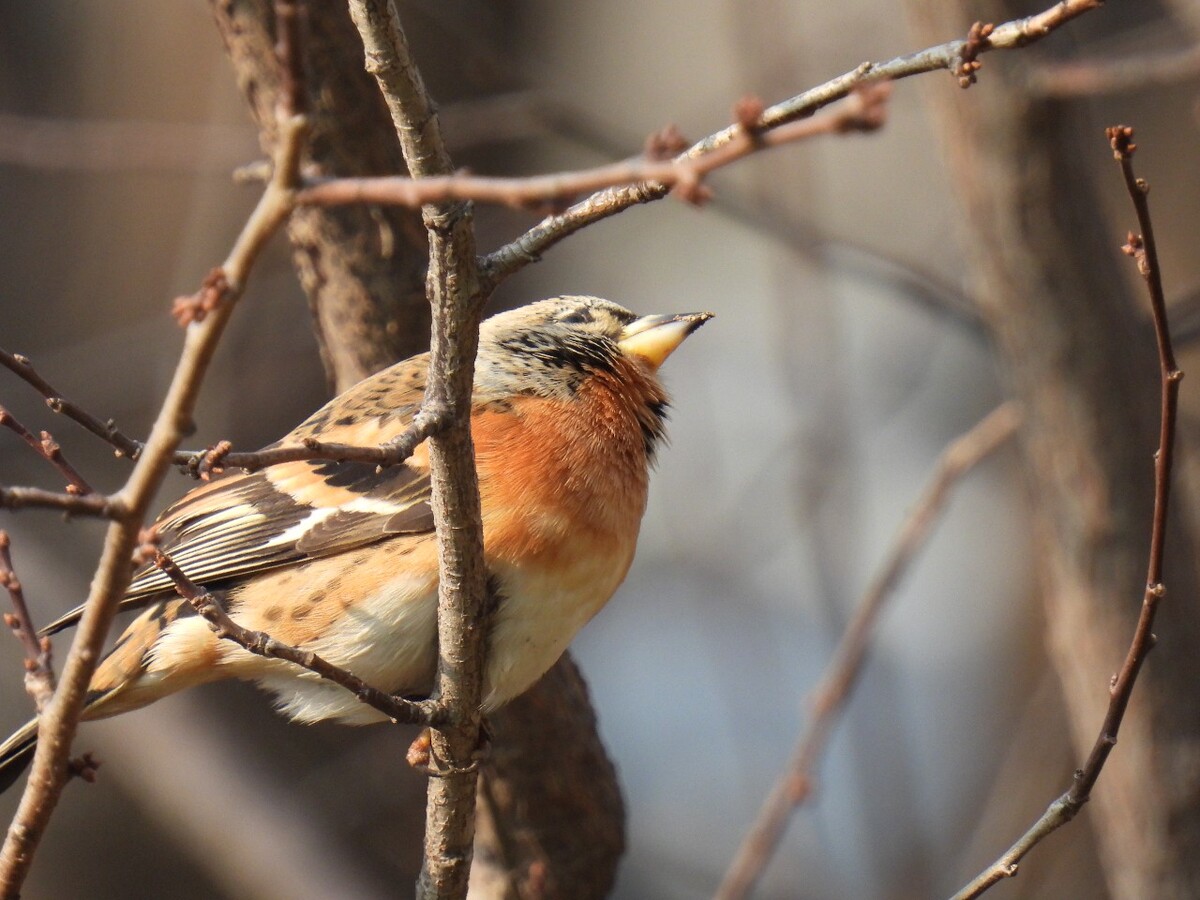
left=41, top=355, right=437, bottom=636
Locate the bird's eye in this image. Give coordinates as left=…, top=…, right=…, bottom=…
left=559, top=309, right=593, bottom=325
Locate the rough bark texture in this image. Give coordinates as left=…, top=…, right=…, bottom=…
left=911, top=3, right=1200, bottom=896
left=209, top=2, right=626, bottom=894
left=210, top=0, right=429, bottom=392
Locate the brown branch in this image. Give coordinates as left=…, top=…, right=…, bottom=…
left=346, top=3, right=489, bottom=898
left=295, top=83, right=889, bottom=213
left=0, top=486, right=121, bottom=518
left=181, top=404, right=448, bottom=476
left=715, top=403, right=1022, bottom=900
left=0, top=348, right=145, bottom=460
left=0, top=38, right=308, bottom=900
left=1027, top=42, right=1200, bottom=98
left=152, top=550, right=437, bottom=726
left=952, top=126, right=1183, bottom=900
left=1, top=342, right=444, bottom=480
left=480, top=0, right=1102, bottom=289
left=0, top=532, right=55, bottom=714
left=0, top=408, right=93, bottom=497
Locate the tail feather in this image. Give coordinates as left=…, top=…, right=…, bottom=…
left=0, top=720, right=38, bottom=795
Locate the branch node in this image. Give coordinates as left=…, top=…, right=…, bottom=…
left=172, top=268, right=231, bottom=327
left=732, top=94, right=767, bottom=137
left=1106, top=124, right=1136, bottom=159
left=66, top=752, right=101, bottom=784
left=957, top=22, right=995, bottom=88
left=644, top=124, right=690, bottom=161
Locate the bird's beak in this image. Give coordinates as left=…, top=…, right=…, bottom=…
left=618, top=312, right=714, bottom=370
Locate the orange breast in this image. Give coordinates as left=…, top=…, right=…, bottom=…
left=473, top=369, right=652, bottom=568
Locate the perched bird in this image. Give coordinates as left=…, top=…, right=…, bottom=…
left=0, top=295, right=710, bottom=792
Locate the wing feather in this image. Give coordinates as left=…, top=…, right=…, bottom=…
left=41, top=356, right=435, bottom=636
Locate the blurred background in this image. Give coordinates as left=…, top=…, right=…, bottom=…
left=1, top=1, right=1199, bottom=897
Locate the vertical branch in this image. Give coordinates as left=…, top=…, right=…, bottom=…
left=911, top=2, right=1200, bottom=895
left=951, top=127, right=1185, bottom=899
left=346, top=3, right=488, bottom=897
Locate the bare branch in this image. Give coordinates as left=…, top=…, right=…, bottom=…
left=0, top=486, right=122, bottom=518
left=152, top=550, right=437, bottom=726
left=715, top=403, right=1021, bottom=900
left=0, top=26, right=309, bottom=896
left=347, top=2, right=489, bottom=897
left=0, top=408, right=93, bottom=497
left=0, top=532, right=56, bottom=713
left=295, top=84, right=889, bottom=213
left=0, top=348, right=145, bottom=460
left=480, top=0, right=1102, bottom=288
left=952, top=126, right=1183, bottom=900
left=181, top=403, right=448, bottom=477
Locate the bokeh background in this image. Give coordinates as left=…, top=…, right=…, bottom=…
left=1, top=2, right=1198, bottom=897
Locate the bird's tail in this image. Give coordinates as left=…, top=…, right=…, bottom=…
left=0, top=719, right=39, bottom=795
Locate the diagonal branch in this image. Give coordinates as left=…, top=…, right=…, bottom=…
left=0, top=406, right=93, bottom=497
left=0, top=16, right=310, bottom=895
left=480, top=0, right=1102, bottom=290
left=952, top=126, right=1183, bottom=900
left=0, top=532, right=56, bottom=714
left=153, top=550, right=438, bottom=726
left=294, top=83, right=888, bottom=212
left=0, top=348, right=145, bottom=461
left=715, top=403, right=1021, bottom=900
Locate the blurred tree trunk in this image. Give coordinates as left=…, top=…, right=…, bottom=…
left=209, top=1, right=626, bottom=894
left=910, top=2, right=1200, bottom=897
left=212, top=0, right=429, bottom=389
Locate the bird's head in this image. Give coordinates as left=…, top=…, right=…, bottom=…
left=476, top=295, right=712, bottom=396
left=474, top=295, right=712, bottom=459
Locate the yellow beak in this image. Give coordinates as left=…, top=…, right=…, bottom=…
left=618, top=312, right=713, bottom=370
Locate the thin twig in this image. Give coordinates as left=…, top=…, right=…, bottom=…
left=0, top=348, right=145, bottom=460
left=480, top=0, right=1103, bottom=289
left=0, top=27, right=309, bottom=898
left=0, top=486, right=121, bottom=518
left=0, top=532, right=56, bottom=713
left=0, top=406, right=93, bottom=496
left=152, top=550, right=437, bottom=726
left=715, top=403, right=1022, bottom=900
left=951, top=126, right=1183, bottom=900
left=295, top=84, right=889, bottom=213
left=180, top=405, right=448, bottom=477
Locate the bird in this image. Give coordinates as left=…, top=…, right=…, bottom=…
left=0, top=295, right=711, bottom=792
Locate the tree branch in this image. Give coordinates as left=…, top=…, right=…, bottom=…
left=152, top=550, right=438, bottom=726
left=715, top=403, right=1021, bottom=900
left=952, top=126, right=1183, bottom=900
left=0, top=29, right=308, bottom=895
left=0, top=532, right=55, bottom=714
left=294, top=83, right=888, bottom=212
left=480, top=0, right=1102, bottom=290
left=346, top=3, right=489, bottom=898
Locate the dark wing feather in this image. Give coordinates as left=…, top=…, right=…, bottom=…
left=41, top=355, right=435, bottom=636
